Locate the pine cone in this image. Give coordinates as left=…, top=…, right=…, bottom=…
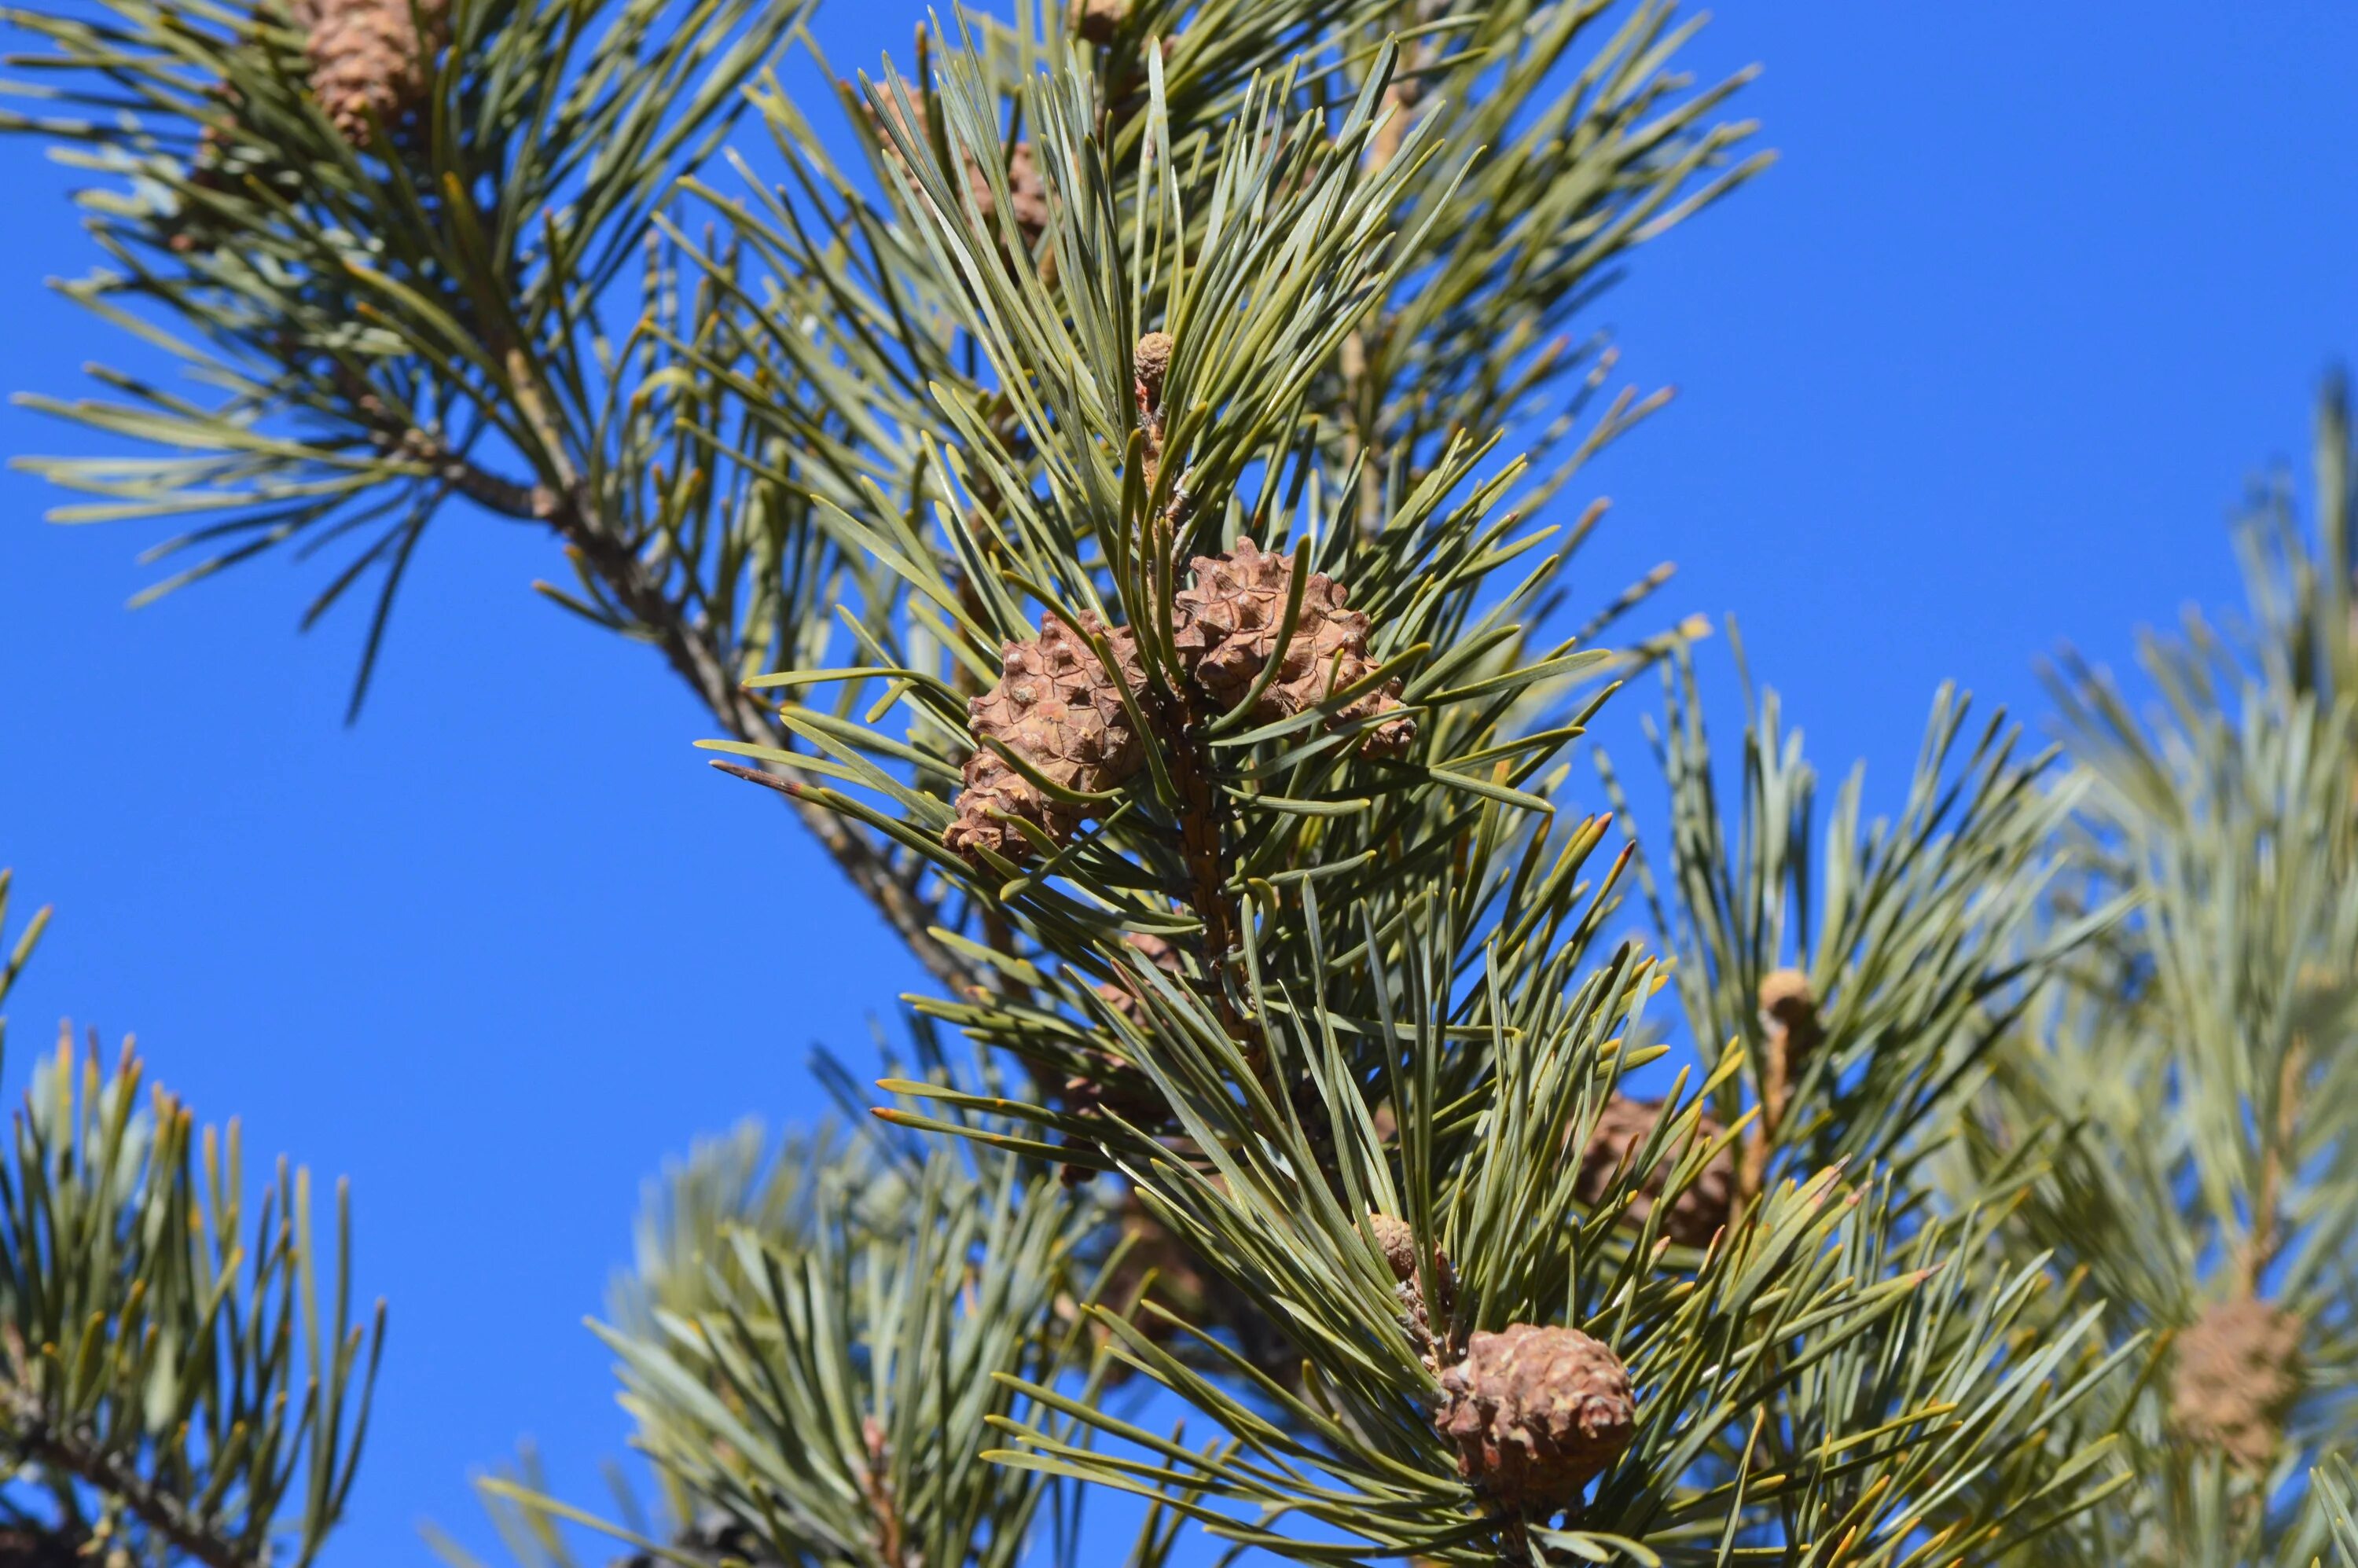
left=1093, top=930, right=1184, bottom=1022
left=1074, top=0, right=1126, bottom=45
left=946, top=611, right=1149, bottom=863
left=1133, top=329, right=1173, bottom=413
left=1570, top=1095, right=1733, bottom=1247
left=1365, top=1212, right=1454, bottom=1340
left=1436, top=1324, right=1636, bottom=1515
left=1085, top=1187, right=1293, bottom=1380
left=1133, top=330, right=1174, bottom=483
left=1003, top=140, right=1052, bottom=243
left=1757, top=968, right=1823, bottom=1067
left=871, top=84, right=1049, bottom=246
left=292, top=0, right=445, bottom=145
left=2169, top=1296, right=2303, bottom=1472
left=1171, top=538, right=1416, bottom=755
left=165, top=106, right=241, bottom=253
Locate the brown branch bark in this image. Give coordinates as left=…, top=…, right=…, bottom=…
left=2238, top=1039, right=2306, bottom=1296
left=1734, top=1022, right=1791, bottom=1223
left=859, top=1418, right=909, bottom=1568
left=545, top=484, right=982, bottom=999
left=3, top=1386, right=251, bottom=1568
left=371, top=407, right=985, bottom=998
left=1162, top=692, right=1265, bottom=1085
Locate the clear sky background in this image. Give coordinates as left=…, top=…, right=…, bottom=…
left=2, top=5, right=2356, bottom=1564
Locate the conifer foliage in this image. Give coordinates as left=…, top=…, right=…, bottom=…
left=0, top=0, right=2353, bottom=1565
left=0, top=877, right=380, bottom=1567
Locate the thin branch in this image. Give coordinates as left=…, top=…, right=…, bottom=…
left=2237, top=1038, right=2306, bottom=1296
left=3, top=1387, right=250, bottom=1568
left=371, top=409, right=983, bottom=997
left=1735, top=1013, right=1793, bottom=1221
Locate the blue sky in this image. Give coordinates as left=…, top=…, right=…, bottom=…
left=2, top=4, right=2356, bottom=1563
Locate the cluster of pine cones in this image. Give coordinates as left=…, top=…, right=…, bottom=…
left=944, top=340, right=1416, bottom=863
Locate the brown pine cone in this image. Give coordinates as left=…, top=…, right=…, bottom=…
left=1366, top=1212, right=1455, bottom=1341
left=1004, top=140, right=1052, bottom=243
left=292, top=0, right=445, bottom=145
left=1133, top=330, right=1173, bottom=413
left=1757, top=968, right=1824, bottom=1067
left=1170, top=538, right=1416, bottom=755
left=1570, top=1094, right=1733, bottom=1247
left=1133, top=330, right=1174, bottom=483
left=1093, top=931, right=1184, bottom=1022
left=166, top=102, right=241, bottom=253
left=1436, top=1324, right=1636, bottom=1515
left=2169, top=1296, right=2303, bottom=1472
left=946, top=611, right=1150, bottom=863
left=870, top=83, right=1049, bottom=246
left=1074, top=0, right=1127, bottom=44
left=1084, top=1188, right=1294, bottom=1382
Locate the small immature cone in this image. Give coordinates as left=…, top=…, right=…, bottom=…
left=1436, top=1324, right=1636, bottom=1515
left=2170, top=1297, right=2304, bottom=1472
left=1133, top=330, right=1173, bottom=486
left=292, top=0, right=446, bottom=145
left=869, top=83, right=1051, bottom=246
left=946, top=611, right=1150, bottom=863
left=1365, top=1212, right=1455, bottom=1339
left=1093, top=931, right=1183, bottom=1023
left=1132, top=330, right=1173, bottom=413
left=1571, top=1095, right=1733, bottom=1247
left=1073, top=0, right=1126, bottom=44
left=1757, top=968, right=1824, bottom=1068
left=1171, top=538, right=1416, bottom=755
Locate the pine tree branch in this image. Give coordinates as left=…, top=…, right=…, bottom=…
left=2237, top=1037, right=2305, bottom=1296
left=0, top=1525, right=85, bottom=1568
left=544, top=484, right=982, bottom=999
left=2, top=1384, right=251, bottom=1568
left=1735, top=1023, right=1791, bottom=1221
left=361, top=410, right=982, bottom=998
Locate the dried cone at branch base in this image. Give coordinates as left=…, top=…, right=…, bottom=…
left=1085, top=1188, right=1295, bottom=1382
left=1073, top=0, right=1126, bottom=45
left=1366, top=1212, right=1455, bottom=1343
left=946, top=611, right=1149, bottom=863
left=1571, top=1095, right=1733, bottom=1247
left=1133, top=330, right=1173, bottom=485
left=167, top=86, right=247, bottom=253
left=2170, top=1296, right=2304, bottom=1472
left=869, top=84, right=1050, bottom=246
left=1063, top=931, right=1184, bottom=1146
left=292, top=0, right=446, bottom=145
left=1757, top=968, right=1824, bottom=1067
left=1093, top=931, right=1184, bottom=1023
left=1437, top=1324, right=1636, bottom=1515
left=1172, top=538, right=1416, bottom=755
